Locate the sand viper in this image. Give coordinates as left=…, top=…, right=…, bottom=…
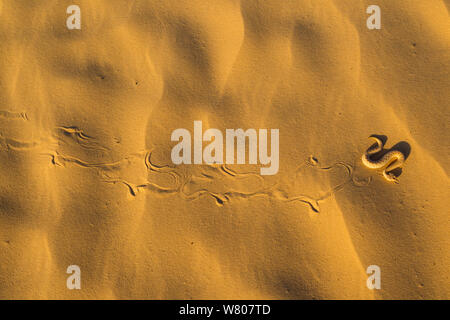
left=361, top=136, right=405, bottom=183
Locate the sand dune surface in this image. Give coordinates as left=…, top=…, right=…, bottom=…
left=0, top=0, right=449, bottom=299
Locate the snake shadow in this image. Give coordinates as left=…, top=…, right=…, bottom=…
left=370, top=134, right=411, bottom=178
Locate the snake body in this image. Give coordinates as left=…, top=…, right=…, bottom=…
left=361, top=136, right=405, bottom=183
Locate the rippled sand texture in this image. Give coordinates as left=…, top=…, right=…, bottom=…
left=0, top=0, right=449, bottom=299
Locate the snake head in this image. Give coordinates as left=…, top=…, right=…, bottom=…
left=384, top=172, right=399, bottom=184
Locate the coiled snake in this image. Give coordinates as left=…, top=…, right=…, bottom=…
left=362, top=136, right=405, bottom=183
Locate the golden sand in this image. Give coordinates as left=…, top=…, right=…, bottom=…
left=0, top=0, right=448, bottom=299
